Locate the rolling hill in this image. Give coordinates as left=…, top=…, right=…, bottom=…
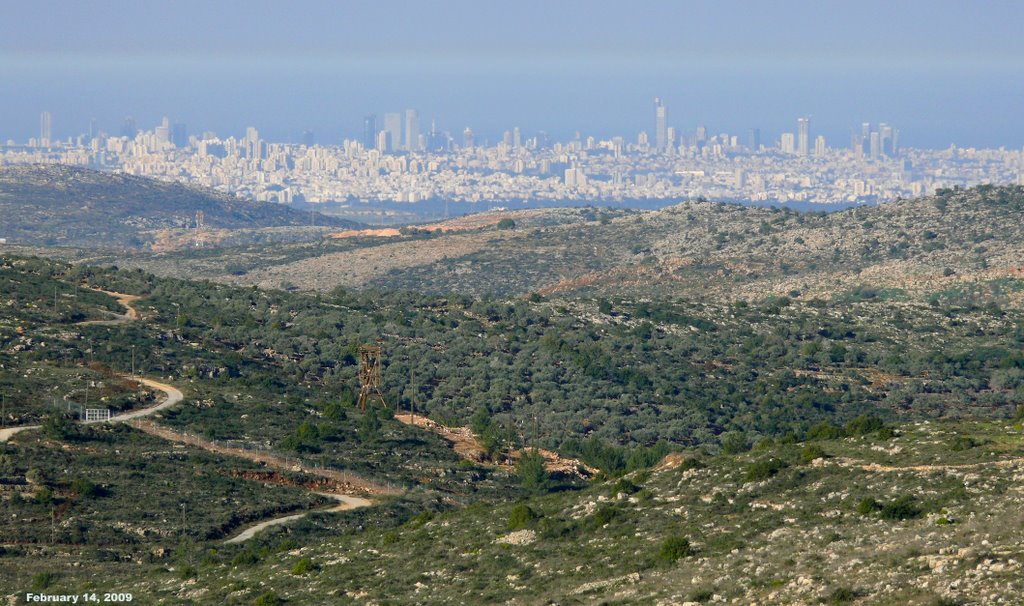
left=0, top=164, right=359, bottom=249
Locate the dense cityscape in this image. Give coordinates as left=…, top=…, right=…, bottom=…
left=5, top=100, right=1024, bottom=208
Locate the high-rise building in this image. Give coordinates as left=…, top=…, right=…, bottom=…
left=748, top=128, right=761, bottom=152
left=40, top=111, right=52, bottom=146
left=780, top=132, right=796, bottom=154
left=797, top=117, right=810, bottom=156
left=404, top=109, right=419, bottom=152
left=376, top=130, right=391, bottom=152
left=462, top=127, right=474, bottom=149
left=654, top=97, right=667, bottom=152
left=171, top=123, right=188, bottom=148
left=814, top=135, right=826, bottom=156
left=88, top=118, right=98, bottom=140
left=302, top=130, right=315, bottom=147
left=869, top=132, right=880, bottom=160
left=513, top=126, right=521, bottom=149
left=383, top=113, right=402, bottom=152
left=363, top=115, right=376, bottom=150
left=121, top=116, right=137, bottom=139
left=879, top=123, right=894, bottom=157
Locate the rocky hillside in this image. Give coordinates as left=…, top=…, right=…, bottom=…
left=37, top=417, right=1022, bottom=605
left=93, top=184, right=1024, bottom=306
left=0, top=164, right=357, bottom=249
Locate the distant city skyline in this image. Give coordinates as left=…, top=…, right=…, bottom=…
left=2, top=1, right=1023, bottom=148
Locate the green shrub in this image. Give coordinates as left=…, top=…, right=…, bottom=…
left=657, top=535, right=693, bottom=562
left=800, top=444, right=826, bottom=463
left=745, top=458, right=788, bottom=482
left=72, top=477, right=103, bottom=498
left=31, top=571, right=56, bottom=591
left=291, top=557, right=315, bottom=575
left=880, top=496, right=922, bottom=520
left=253, top=591, right=281, bottom=606
left=806, top=422, right=843, bottom=441
left=857, top=497, right=880, bottom=515
left=827, top=587, right=858, bottom=604
left=845, top=415, right=886, bottom=437
left=497, top=218, right=516, bottom=230
left=516, top=449, right=548, bottom=490
left=679, top=457, right=706, bottom=471
left=592, top=504, right=622, bottom=526
left=720, top=432, right=749, bottom=454
left=611, top=478, right=640, bottom=496
left=507, top=504, right=539, bottom=530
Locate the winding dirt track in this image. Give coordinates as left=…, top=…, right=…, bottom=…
left=3, top=288, right=383, bottom=541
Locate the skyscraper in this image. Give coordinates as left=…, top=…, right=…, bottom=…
left=121, top=116, right=137, bottom=139
left=40, top=111, right=52, bottom=146
left=462, top=127, right=474, bottom=149
left=404, top=109, right=419, bottom=152
left=654, top=98, right=667, bottom=152
left=797, top=117, right=810, bottom=156
left=171, top=123, right=188, bottom=148
left=748, top=128, right=761, bottom=152
left=363, top=115, right=376, bottom=150
left=780, top=132, right=796, bottom=154
left=383, top=113, right=402, bottom=152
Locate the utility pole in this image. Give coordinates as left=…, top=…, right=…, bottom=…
left=131, top=345, right=136, bottom=378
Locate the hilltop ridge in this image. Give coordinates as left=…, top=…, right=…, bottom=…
left=0, top=164, right=358, bottom=249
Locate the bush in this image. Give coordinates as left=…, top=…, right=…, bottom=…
left=592, top=504, right=622, bottom=526
left=497, top=218, right=516, bottom=230
left=507, top=504, right=540, bottom=530
left=806, top=422, right=843, bottom=441
left=657, top=535, right=693, bottom=562
left=856, top=497, right=880, bottom=515
left=611, top=477, right=640, bottom=496
left=745, top=458, right=788, bottom=482
left=253, top=592, right=281, bottom=606
left=720, top=432, right=749, bottom=454
left=880, top=496, right=922, bottom=520
left=291, top=557, right=315, bottom=575
left=42, top=412, right=76, bottom=441
left=800, top=444, right=826, bottom=463
left=72, top=477, right=104, bottom=499
left=827, top=587, right=858, bottom=604
left=516, top=449, right=548, bottom=490
left=31, top=571, right=56, bottom=591
left=845, top=415, right=886, bottom=437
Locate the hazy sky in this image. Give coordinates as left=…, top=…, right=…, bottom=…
left=2, top=0, right=1023, bottom=147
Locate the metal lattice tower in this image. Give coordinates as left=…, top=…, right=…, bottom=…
left=356, top=345, right=388, bottom=410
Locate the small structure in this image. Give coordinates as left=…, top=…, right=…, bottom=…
left=356, top=345, right=388, bottom=410
left=83, top=408, right=111, bottom=422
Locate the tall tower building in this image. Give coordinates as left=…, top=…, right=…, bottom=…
left=797, top=117, right=810, bottom=156
left=462, top=127, right=474, bottom=149
left=383, top=113, right=402, bottom=152
left=780, top=132, right=796, bottom=154
left=654, top=97, right=667, bottom=152
left=878, top=123, right=894, bottom=157
left=748, top=128, right=761, bottom=152
left=363, top=115, right=377, bottom=150
left=40, top=111, right=52, bottom=146
left=121, top=116, right=137, bottom=139
left=404, top=109, right=420, bottom=152
left=814, top=135, right=826, bottom=156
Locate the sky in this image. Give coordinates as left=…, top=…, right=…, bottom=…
left=2, top=0, right=1023, bottom=148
